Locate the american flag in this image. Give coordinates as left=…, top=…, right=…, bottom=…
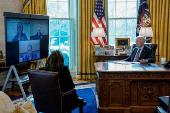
left=91, top=0, right=107, bottom=47
left=136, top=0, right=151, bottom=36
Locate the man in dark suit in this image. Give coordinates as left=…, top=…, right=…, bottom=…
left=34, top=24, right=44, bottom=40
left=24, top=44, right=37, bottom=61
left=124, top=36, right=154, bottom=63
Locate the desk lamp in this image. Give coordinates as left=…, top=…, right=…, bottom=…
left=139, top=27, right=153, bottom=42
left=91, top=27, right=105, bottom=44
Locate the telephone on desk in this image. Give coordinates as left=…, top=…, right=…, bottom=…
left=164, top=60, right=170, bottom=68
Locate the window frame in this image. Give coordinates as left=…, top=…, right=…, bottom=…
left=107, top=0, right=139, bottom=46
left=47, top=0, right=76, bottom=70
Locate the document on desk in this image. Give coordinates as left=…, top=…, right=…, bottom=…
left=143, top=66, right=166, bottom=71
left=131, top=62, right=140, bottom=64
left=108, top=62, right=143, bottom=71
left=114, top=61, right=139, bottom=64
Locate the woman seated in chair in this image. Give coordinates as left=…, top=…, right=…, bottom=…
left=41, top=50, right=86, bottom=112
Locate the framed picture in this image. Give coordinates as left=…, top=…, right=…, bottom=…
left=104, top=45, right=114, bottom=55
left=0, top=50, right=5, bottom=61
left=109, top=46, right=114, bottom=50
left=125, top=46, right=131, bottom=55
left=94, top=44, right=101, bottom=48
left=115, top=38, right=130, bottom=48
left=103, top=45, right=111, bottom=50
left=94, top=47, right=105, bottom=56
left=115, top=48, right=123, bottom=55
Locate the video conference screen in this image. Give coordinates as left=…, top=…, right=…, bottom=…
left=5, top=12, right=49, bottom=66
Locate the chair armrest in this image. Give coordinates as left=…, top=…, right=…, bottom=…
left=78, top=97, right=83, bottom=102
left=61, top=89, right=75, bottom=96
left=78, top=97, right=86, bottom=106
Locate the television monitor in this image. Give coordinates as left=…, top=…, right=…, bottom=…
left=4, top=12, right=49, bottom=66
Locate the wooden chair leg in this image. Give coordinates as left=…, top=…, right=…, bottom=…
left=79, top=104, right=83, bottom=113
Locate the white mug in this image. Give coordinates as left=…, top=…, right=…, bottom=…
left=161, top=58, right=166, bottom=64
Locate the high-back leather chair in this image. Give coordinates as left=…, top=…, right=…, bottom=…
left=132, top=43, right=158, bottom=61
left=27, top=69, right=86, bottom=113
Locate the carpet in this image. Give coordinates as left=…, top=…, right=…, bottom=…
left=11, top=83, right=97, bottom=113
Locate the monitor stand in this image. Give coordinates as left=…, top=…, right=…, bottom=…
left=36, top=59, right=45, bottom=70
left=2, top=65, right=27, bottom=101
left=2, top=59, right=46, bottom=101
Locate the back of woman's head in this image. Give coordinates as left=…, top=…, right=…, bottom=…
left=45, top=50, right=64, bottom=71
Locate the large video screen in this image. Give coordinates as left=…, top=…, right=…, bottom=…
left=4, top=12, right=49, bottom=66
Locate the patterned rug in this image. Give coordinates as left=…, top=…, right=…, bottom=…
left=11, top=82, right=97, bottom=113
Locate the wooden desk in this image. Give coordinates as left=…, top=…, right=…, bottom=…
left=93, top=55, right=128, bottom=62
left=94, top=62, right=170, bottom=113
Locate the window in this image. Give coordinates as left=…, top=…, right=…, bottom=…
left=47, top=0, right=69, bottom=18
left=47, top=0, right=74, bottom=69
left=108, top=0, right=138, bottom=47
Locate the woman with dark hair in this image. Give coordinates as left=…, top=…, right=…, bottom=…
left=42, top=50, right=86, bottom=112
left=45, top=50, right=64, bottom=71
left=13, top=22, right=28, bottom=41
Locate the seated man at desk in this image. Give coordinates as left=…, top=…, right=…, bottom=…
left=124, top=36, right=154, bottom=64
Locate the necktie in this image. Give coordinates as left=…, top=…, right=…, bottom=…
left=133, top=49, right=141, bottom=62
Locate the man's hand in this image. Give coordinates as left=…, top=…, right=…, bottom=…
left=139, top=59, right=147, bottom=64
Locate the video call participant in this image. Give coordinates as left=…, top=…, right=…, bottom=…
left=34, top=24, right=44, bottom=40
left=124, top=36, right=154, bottom=64
left=13, top=22, right=28, bottom=41
left=24, top=44, right=37, bottom=61
left=39, top=50, right=86, bottom=111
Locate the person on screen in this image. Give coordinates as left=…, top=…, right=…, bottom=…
left=124, top=36, right=154, bottom=64
left=13, top=22, right=28, bottom=41
left=39, top=50, right=86, bottom=111
left=34, top=23, right=44, bottom=40
left=19, top=55, right=24, bottom=62
left=24, top=44, right=37, bottom=61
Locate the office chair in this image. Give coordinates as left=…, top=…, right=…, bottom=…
left=132, top=43, right=158, bottom=61
left=27, top=69, right=86, bottom=113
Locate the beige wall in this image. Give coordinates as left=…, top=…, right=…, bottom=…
left=0, top=0, right=22, bottom=87
left=0, top=0, right=22, bottom=52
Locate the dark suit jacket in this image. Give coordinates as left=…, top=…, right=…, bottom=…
left=13, top=33, right=28, bottom=42
left=124, top=45, right=154, bottom=63
left=24, top=53, right=37, bottom=62
left=34, top=32, right=44, bottom=40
